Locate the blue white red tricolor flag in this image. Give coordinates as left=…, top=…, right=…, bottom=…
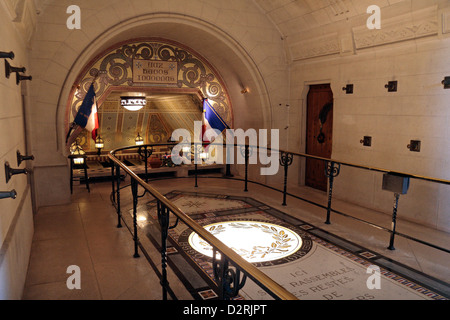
left=202, top=99, right=228, bottom=146
left=85, top=96, right=99, bottom=141
left=66, top=83, right=99, bottom=147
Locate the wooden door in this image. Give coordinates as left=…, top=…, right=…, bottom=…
left=306, top=84, right=333, bottom=192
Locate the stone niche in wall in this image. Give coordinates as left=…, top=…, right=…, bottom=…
left=67, top=38, right=233, bottom=152
left=90, top=92, right=203, bottom=152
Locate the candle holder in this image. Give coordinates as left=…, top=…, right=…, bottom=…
left=16, top=73, right=32, bottom=85
left=5, top=162, right=28, bottom=183
left=0, top=190, right=17, bottom=200
left=17, top=150, right=35, bottom=166
left=5, top=60, right=25, bottom=79
left=0, top=51, right=15, bottom=60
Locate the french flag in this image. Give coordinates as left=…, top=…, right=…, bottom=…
left=66, top=83, right=99, bottom=147
left=85, top=95, right=99, bottom=141
left=202, top=99, right=228, bottom=146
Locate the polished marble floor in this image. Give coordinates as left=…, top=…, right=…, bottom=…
left=22, top=175, right=450, bottom=300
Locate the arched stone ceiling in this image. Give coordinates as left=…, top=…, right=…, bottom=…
left=254, top=0, right=409, bottom=34
left=252, top=0, right=444, bottom=61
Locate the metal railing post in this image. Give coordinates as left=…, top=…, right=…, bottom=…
left=144, top=146, right=149, bottom=183
left=116, top=164, right=122, bottom=228
left=213, top=249, right=247, bottom=300
left=131, top=178, right=140, bottom=258
left=324, top=161, right=341, bottom=225
left=195, top=163, right=198, bottom=188
left=239, top=145, right=251, bottom=192
left=280, top=152, right=293, bottom=206
left=193, top=143, right=200, bottom=188
left=157, top=201, right=170, bottom=300
left=111, top=159, right=116, bottom=203
left=388, top=193, right=400, bottom=251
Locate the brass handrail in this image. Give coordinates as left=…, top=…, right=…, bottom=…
left=111, top=142, right=450, bottom=185
left=108, top=145, right=298, bottom=301
left=275, top=148, right=450, bottom=185
left=242, top=143, right=449, bottom=185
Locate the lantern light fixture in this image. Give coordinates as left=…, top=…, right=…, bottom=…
left=199, top=150, right=209, bottom=161
left=121, top=96, right=147, bottom=111
left=182, top=146, right=191, bottom=153
left=135, top=133, right=144, bottom=146
left=95, top=135, right=104, bottom=155
left=71, top=140, right=86, bottom=165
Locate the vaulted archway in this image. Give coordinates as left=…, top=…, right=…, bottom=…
left=66, top=38, right=234, bottom=152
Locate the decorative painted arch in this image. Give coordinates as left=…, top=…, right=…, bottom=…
left=67, top=38, right=233, bottom=151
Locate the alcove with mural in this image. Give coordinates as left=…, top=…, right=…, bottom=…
left=66, top=38, right=233, bottom=154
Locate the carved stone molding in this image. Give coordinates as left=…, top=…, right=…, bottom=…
left=353, top=6, right=438, bottom=50
left=290, top=33, right=341, bottom=61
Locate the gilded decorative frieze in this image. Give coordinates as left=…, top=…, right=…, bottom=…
left=69, top=39, right=232, bottom=150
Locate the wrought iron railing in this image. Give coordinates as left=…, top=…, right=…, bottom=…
left=108, top=143, right=298, bottom=300
left=108, top=142, right=450, bottom=300
left=239, top=145, right=450, bottom=254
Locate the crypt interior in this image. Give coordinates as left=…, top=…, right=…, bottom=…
left=0, top=0, right=450, bottom=301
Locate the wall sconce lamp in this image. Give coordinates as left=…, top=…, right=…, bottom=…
left=407, top=140, right=421, bottom=152
left=17, top=150, right=34, bottom=166
left=342, top=84, right=354, bottom=94
left=95, top=136, right=104, bottom=155
left=360, top=136, right=372, bottom=147
left=241, top=88, right=249, bottom=94
left=0, top=51, right=15, bottom=60
left=5, top=162, right=28, bottom=183
left=442, top=76, right=450, bottom=89
left=385, top=81, right=398, bottom=92
left=0, top=190, right=17, bottom=200
left=135, top=133, right=144, bottom=146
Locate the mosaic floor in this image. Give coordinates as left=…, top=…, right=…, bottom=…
left=131, top=191, right=450, bottom=301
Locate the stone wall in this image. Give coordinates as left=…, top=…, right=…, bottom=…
left=29, top=0, right=289, bottom=208
left=287, top=2, right=450, bottom=232
left=0, top=0, right=36, bottom=300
